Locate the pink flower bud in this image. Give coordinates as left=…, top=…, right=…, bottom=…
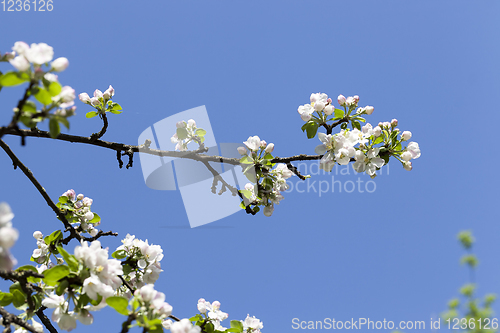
left=90, top=97, right=101, bottom=107
left=353, top=95, right=359, bottom=103
left=383, top=122, right=391, bottom=128
left=33, top=231, right=43, bottom=240
left=346, top=97, right=355, bottom=106
left=77, top=194, right=84, bottom=200
left=212, top=301, right=221, bottom=309
left=237, top=146, right=247, bottom=155
left=373, top=126, right=382, bottom=137
left=265, top=143, right=274, bottom=153
left=260, top=140, right=267, bottom=148
left=103, top=85, right=115, bottom=100
left=337, top=95, right=346, bottom=106
left=391, top=119, right=398, bottom=126
left=401, top=131, right=412, bottom=141
left=365, top=106, right=374, bottom=115
left=378, top=122, right=384, bottom=128
left=93, top=89, right=103, bottom=98
left=323, top=104, right=334, bottom=116
left=62, top=189, right=76, bottom=200
left=79, top=93, right=91, bottom=104
left=403, top=161, right=412, bottom=171
left=51, top=57, right=69, bottom=72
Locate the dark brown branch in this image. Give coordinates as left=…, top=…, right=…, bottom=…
left=120, top=313, right=137, bottom=333
left=0, top=307, right=40, bottom=333
left=0, top=139, right=82, bottom=243
left=35, top=307, right=58, bottom=333
left=90, top=113, right=108, bottom=141
left=286, top=163, right=307, bottom=181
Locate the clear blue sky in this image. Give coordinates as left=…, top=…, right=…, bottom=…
left=1, top=1, right=499, bottom=332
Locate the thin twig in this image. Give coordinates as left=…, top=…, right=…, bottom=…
left=90, top=113, right=108, bottom=141
left=0, top=139, right=81, bottom=242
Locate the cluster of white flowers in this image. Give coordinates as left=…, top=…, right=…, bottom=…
left=298, top=93, right=374, bottom=122
left=75, top=240, right=123, bottom=301
left=0, top=203, right=18, bottom=270
left=242, top=315, right=264, bottom=333
left=132, top=284, right=173, bottom=329
left=197, top=299, right=229, bottom=331
left=42, top=292, right=94, bottom=331
left=115, top=234, right=164, bottom=291
left=31, top=231, right=50, bottom=265
left=238, top=136, right=293, bottom=216
left=167, top=318, right=201, bottom=333
left=60, top=189, right=100, bottom=236
left=79, top=85, right=115, bottom=110
left=171, top=119, right=206, bottom=151
left=8, top=41, right=68, bottom=72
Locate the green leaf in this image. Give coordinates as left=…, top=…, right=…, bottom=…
left=239, top=155, right=254, bottom=164
left=48, top=81, right=62, bottom=97
left=89, top=294, right=103, bottom=306
left=12, top=290, right=26, bottom=308
left=58, top=196, right=68, bottom=203
left=46, top=230, right=63, bottom=246
left=56, top=279, right=69, bottom=296
left=106, top=296, right=129, bottom=316
left=76, top=294, right=91, bottom=308
left=0, top=292, right=13, bottom=306
left=49, top=117, right=60, bottom=138
left=240, top=190, right=253, bottom=199
left=56, top=246, right=79, bottom=271
left=189, top=314, right=203, bottom=323
left=88, top=213, right=100, bottom=224
left=334, top=108, right=345, bottom=119
left=305, top=122, right=319, bottom=139
left=43, top=265, right=70, bottom=286
left=0, top=71, right=30, bottom=87
left=373, top=136, right=384, bottom=145
left=109, top=110, right=122, bottom=114
left=35, top=88, right=53, bottom=106
left=351, top=121, right=361, bottom=131
left=57, top=116, right=70, bottom=130
left=112, top=250, right=127, bottom=259
left=230, top=320, right=244, bottom=332
left=195, top=128, right=207, bottom=137
left=176, top=127, right=188, bottom=140
left=122, top=264, right=133, bottom=275
left=22, top=101, right=37, bottom=113
left=109, top=102, right=122, bottom=111
left=205, top=322, right=215, bottom=333
left=86, top=111, right=98, bottom=118
left=16, top=265, right=38, bottom=273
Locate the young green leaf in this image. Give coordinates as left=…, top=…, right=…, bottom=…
left=106, top=296, right=129, bottom=316
left=35, top=88, right=53, bottom=106
left=86, top=111, right=98, bottom=118
left=0, top=292, right=13, bottom=306
left=176, top=127, right=188, bottom=140
left=48, top=81, right=62, bottom=97
left=43, top=265, right=70, bottom=286
left=0, top=72, right=30, bottom=87
left=49, top=117, right=60, bottom=138
left=56, top=246, right=79, bottom=271
left=11, top=290, right=26, bottom=308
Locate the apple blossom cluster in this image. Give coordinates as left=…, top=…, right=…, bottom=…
left=0, top=41, right=77, bottom=138
left=171, top=119, right=207, bottom=151
left=41, top=292, right=94, bottom=331
left=56, top=189, right=101, bottom=237
left=130, top=284, right=173, bottom=330
left=237, top=136, right=294, bottom=217
left=190, top=299, right=263, bottom=333
left=79, top=85, right=123, bottom=119
left=113, top=234, right=164, bottom=294
left=7, top=42, right=68, bottom=73
left=0, top=203, right=18, bottom=270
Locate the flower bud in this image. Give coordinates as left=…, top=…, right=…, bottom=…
left=313, top=101, right=325, bottom=111
left=187, top=119, right=196, bottom=128
left=260, top=140, right=267, bottom=148
left=401, top=131, right=412, bottom=141
left=93, top=89, right=103, bottom=98
left=353, top=95, right=359, bottom=103
left=391, top=118, right=398, bottom=127
left=84, top=211, right=94, bottom=221
left=77, top=194, right=84, bottom=200
left=324, top=104, right=334, bottom=115
left=265, top=143, right=274, bottom=153
left=337, top=95, right=346, bottom=106
left=51, top=57, right=69, bottom=72
left=79, top=93, right=91, bottom=104
left=212, top=301, right=221, bottom=310
left=33, top=231, right=43, bottom=240
left=176, top=121, right=187, bottom=128
left=365, top=106, right=374, bottom=115
left=346, top=97, right=355, bottom=106
left=403, top=161, right=412, bottom=171
left=378, top=122, right=384, bottom=128
left=327, top=98, right=332, bottom=103
left=89, top=228, right=98, bottom=237
left=237, top=146, right=247, bottom=155
left=90, top=97, right=100, bottom=107
left=103, top=85, right=114, bottom=100
left=383, top=121, right=391, bottom=128
left=373, top=126, right=382, bottom=137
left=401, top=151, right=412, bottom=161
left=263, top=205, right=274, bottom=217
left=9, top=56, right=30, bottom=71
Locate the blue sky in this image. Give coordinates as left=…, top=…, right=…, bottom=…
left=1, top=1, right=499, bottom=332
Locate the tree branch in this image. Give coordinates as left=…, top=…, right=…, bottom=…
left=0, top=307, right=40, bottom=333
left=35, top=307, right=58, bottom=333
left=90, top=113, right=108, bottom=141
left=0, top=139, right=82, bottom=243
